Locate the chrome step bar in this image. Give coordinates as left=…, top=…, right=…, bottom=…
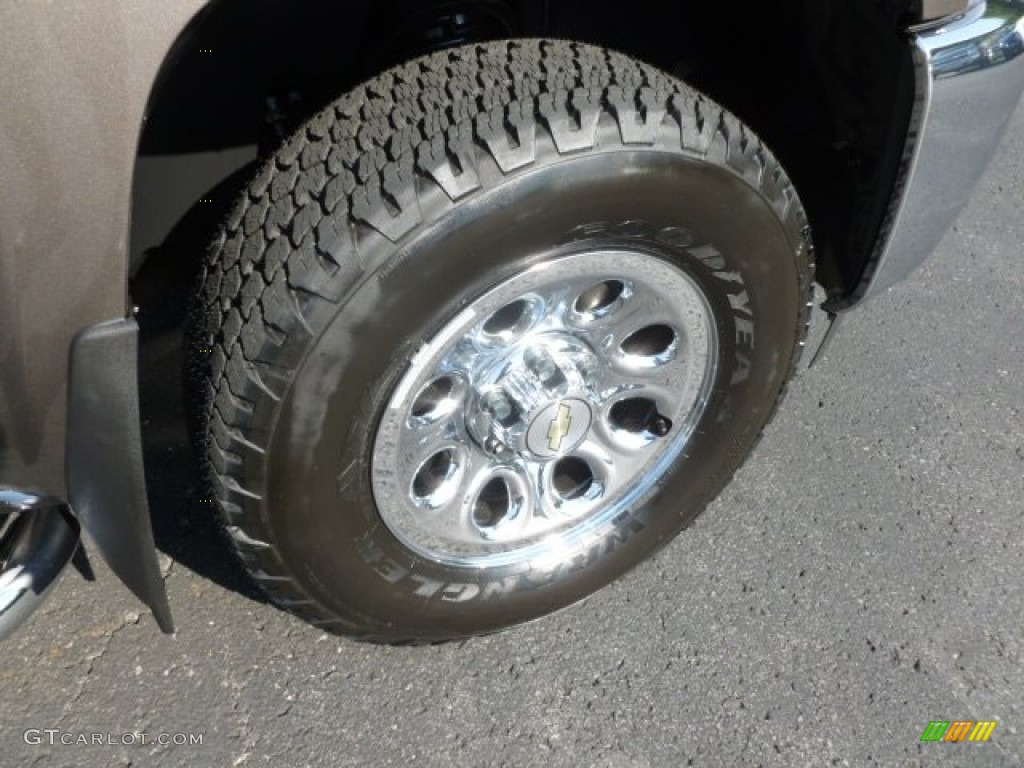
left=0, top=490, right=79, bottom=640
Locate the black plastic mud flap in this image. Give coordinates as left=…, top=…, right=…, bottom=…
left=66, top=318, right=174, bottom=633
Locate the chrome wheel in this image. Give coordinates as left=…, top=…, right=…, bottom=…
left=371, top=249, right=719, bottom=567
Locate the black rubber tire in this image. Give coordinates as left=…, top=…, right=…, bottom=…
left=187, top=40, right=813, bottom=643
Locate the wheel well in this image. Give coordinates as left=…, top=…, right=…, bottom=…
left=130, top=0, right=916, bottom=314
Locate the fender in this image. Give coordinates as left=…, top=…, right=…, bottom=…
left=0, top=2, right=213, bottom=634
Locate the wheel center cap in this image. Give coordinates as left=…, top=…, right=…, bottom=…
left=467, top=334, right=599, bottom=461
left=526, top=398, right=592, bottom=459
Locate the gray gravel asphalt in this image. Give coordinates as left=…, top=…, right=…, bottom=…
left=4, top=101, right=1024, bottom=768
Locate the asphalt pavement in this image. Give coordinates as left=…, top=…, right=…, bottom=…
left=3, top=102, right=1023, bottom=768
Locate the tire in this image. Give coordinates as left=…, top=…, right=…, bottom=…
left=188, top=40, right=813, bottom=643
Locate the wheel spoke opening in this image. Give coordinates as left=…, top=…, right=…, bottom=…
left=410, top=376, right=458, bottom=422
left=552, top=457, right=594, bottom=501
left=620, top=324, right=677, bottom=363
left=411, top=448, right=460, bottom=508
left=610, top=397, right=673, bottom=438
left=472, top=477, right=514, bottom=531
left=574, top=280, right=626, bottom=317
left=480, top=297, right=539, bottom=344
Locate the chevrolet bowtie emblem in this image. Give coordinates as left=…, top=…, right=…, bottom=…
left=547, top=403, right=573, bottom=452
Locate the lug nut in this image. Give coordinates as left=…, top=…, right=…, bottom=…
left=652, top=416, right=672, bottom=437
left=525, top=348, right=558, bottom=382
left=575, top=356, right=599, bottom=382
left=482, top=391, right=513, bottom=422
left=483, top=436, right=513, bottom=459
